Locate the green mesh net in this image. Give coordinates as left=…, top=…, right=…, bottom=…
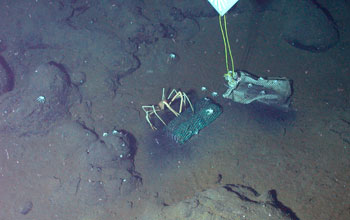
left=165, top=98, right=222, bottom=144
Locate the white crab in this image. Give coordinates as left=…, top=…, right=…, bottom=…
left=142, top=88, right=194, bottom=130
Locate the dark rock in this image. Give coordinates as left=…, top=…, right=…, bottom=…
left=0, top=55, right=14, bottom=95
left=159, top=23, right=177, bottom=39
left=0, top=62, right=72, bottom=136
left=19, top=201, right=33, bottom=215
left=130, top=24, right=161, bottom=45
left=282, top=0, right=339, bottom=52
left=170, top=7, right=185, bottom=22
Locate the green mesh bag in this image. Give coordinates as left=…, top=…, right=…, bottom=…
left=165, top=98, right=222, bottom=144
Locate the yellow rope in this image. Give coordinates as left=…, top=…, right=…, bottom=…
left=224, top=15, right=235, bottom=74
left=219, top=15, right=235, bottom=79
left=219, top=15, right=229, bottom=74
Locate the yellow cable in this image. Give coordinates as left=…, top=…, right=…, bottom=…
left=224, top=15, right=235, bottom=75
left=219, top=15, right=235, bottom=79
left=219, top=16, right=229, bottom=74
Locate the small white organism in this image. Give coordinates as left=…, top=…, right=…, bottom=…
left=206, top=108, right=214, bottom=115
left=169, top=53, right=176, bottom=59
left=36, top=96, right=46, bottom=103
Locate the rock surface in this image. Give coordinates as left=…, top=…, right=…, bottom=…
left=281, top=0, right=339, bottom=52
left=49, top=122, right=141, bottom=206
left=0, top=62, right=72, bottom=136
left=142, top=184, right=298, bottom=220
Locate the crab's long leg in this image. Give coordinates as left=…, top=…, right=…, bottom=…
left=142, top=106, right=153, bottom=112
left=163, top=102, right=180, bottom=117
left=183, top=93, right=194, bottom=112
left=152, top=105, right=167, bottom=125
left=169, top=92, right=184, bottom=113
left=167, top=89, right=178, bottom=100
left=143, top=106, right=157, bottom=129
left=179, top=93, right=184, bottom=113
left=162, top=88, right=166, bottom=101
left=169, top=92, right=180, bottom=105
left=145, top=111, right=157, bottom=130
